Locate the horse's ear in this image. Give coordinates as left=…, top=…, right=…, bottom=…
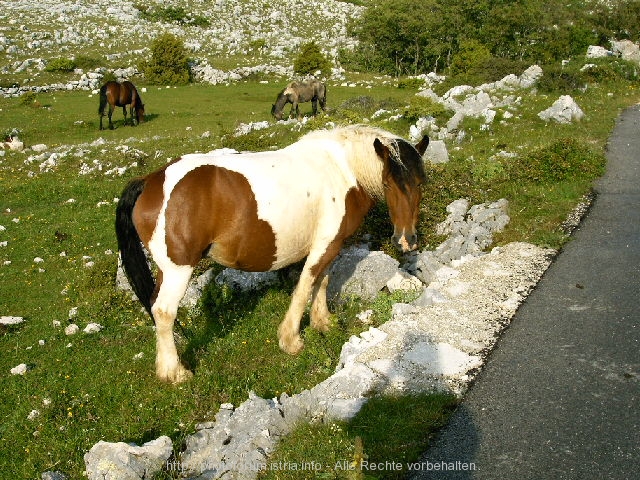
left=373, top=138, right=389, bottom=160
left=415, top=135, right=430, bottom=156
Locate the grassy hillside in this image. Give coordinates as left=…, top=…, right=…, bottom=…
left=1, top=1, right=640, bottom=476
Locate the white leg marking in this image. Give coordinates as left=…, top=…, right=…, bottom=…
left=152, top=265, right=194, bottom=383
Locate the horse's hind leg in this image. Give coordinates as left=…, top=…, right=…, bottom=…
left=311, top=98, right=318, bottom=116
left=279, top=246, right=339, bottom=353
left=152, top=266, right=194, bottom=383
left=310, top=272, right=331, bottom=332
left=122, top=106, right=128, bottom=126
left=108, top=106, right=115, bottom=130
left=278, top=267, right=315, bottom=354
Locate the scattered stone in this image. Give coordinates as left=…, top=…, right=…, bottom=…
left=41, top=472, right=68, bottom=480
left=83, top=323, right=103, bottom=334
left=0, top=316, right=24, bottom=326
left=64, top=324, right=79, bottom=336
left=215, top=268, right=280, bottom=293
left=10, top=363, right=28, bottom=375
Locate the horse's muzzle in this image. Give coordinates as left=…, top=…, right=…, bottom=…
left=392, top=232, right=418, bottom=253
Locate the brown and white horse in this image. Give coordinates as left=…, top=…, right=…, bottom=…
left=115, top=125, right=428, bottom=383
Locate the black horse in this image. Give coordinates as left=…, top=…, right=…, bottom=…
left=98, top=80, right=145, bottom=130
left=271, top=79, right=327, bottom=120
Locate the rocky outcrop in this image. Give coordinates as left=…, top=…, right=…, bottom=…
left=84, top=436, right=173, bottom=480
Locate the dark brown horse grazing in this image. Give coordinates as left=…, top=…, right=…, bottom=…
left=115, top=125, right=428, bottom=383
left=99, top=80, right=145, bottom=130
left=271, top=79, right=327, bottom=120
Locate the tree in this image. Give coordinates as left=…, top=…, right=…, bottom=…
left=346, top=0, right=461, bottom=75
left=140, top=33, right=191, bottom=85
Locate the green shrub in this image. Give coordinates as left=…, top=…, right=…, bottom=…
left=45, top=57, right=76, bottom=72
left=140, top=33, right=191, bottom=85
left=74, top=55, right=102, bottom=71
left=580, top=58, right=640, bottom=84
left=404, top=95, right=450, bottom=124
left=397, top=78, right=425, bottom=89
left=293, top=42, right=331, bottom=77
left=101, top=71, right=117, bottom=84
left=19, top=91, right=38, bottom=107
left=510, top=138, right=605, bottom=184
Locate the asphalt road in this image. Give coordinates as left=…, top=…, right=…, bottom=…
left=408, top=104, right=640, bottom=480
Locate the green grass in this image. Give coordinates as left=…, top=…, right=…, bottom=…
left=1, top=63, right=639, bottom=478
left=259, top=394, right=458, bottom=480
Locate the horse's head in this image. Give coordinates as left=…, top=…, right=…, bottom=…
left=271, top=90, right=289, bottom=120
left=374, top=135, right=429, bottom=252
left=136, top=103, right=145, bottom=124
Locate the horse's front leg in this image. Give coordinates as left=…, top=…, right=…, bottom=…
left=122, top=106, right=128, bottom=126
left=311, top=97, right=318, bottom=116
left=290, top=102, right=299, bottom=119
left=152, top=267, right=194, bottom=383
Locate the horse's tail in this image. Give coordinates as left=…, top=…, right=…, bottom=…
left=98, top=84, right=108, bottom=115
left=115, top=178, right=155, bottom=317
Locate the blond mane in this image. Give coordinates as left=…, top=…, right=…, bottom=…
left=300, top=125, right=403, bottom=199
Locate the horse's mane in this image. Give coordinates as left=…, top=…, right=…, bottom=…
left=300, top=125, right=406, bottom=199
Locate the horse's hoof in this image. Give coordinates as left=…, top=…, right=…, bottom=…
left=157, top=364, right=193, bottom=384
left=311, top=314, right=331, bottom=333
left=280, top=335, right=304, bottom=355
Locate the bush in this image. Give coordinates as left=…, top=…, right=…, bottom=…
left=537, top=65, right=586, bottom=93
left=293, top=42, right=331, bottom=77
left=45, top=58, right=76, bottom=72
left=579, top=58, right=640, bottom=84
left=19, top=91, right=39, bottom=107
left=74, top=55, right=103, bottom=71
left=404, top=95, right=450, bottom=124
left=140, top=33, right=191, bottom=85
left=510, top=138, right=605, bottom=184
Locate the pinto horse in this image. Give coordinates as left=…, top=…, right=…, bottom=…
left=99, top=80, right=145, bottom=130
left=115, top=125, right=429, bottom=383
left=271, top=79, right=327, bottom=120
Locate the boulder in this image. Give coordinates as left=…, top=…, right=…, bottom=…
left=327, top=247, right=399, bottom=301
left=424, top=139, right=449, bottom=164
left=610, top=39, right=640, bottom=64
left=586, top=45, right=613, bottom=58
left=538, top=95, right=585, bottom=123
left=84, top=436, right=173, bottom=480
